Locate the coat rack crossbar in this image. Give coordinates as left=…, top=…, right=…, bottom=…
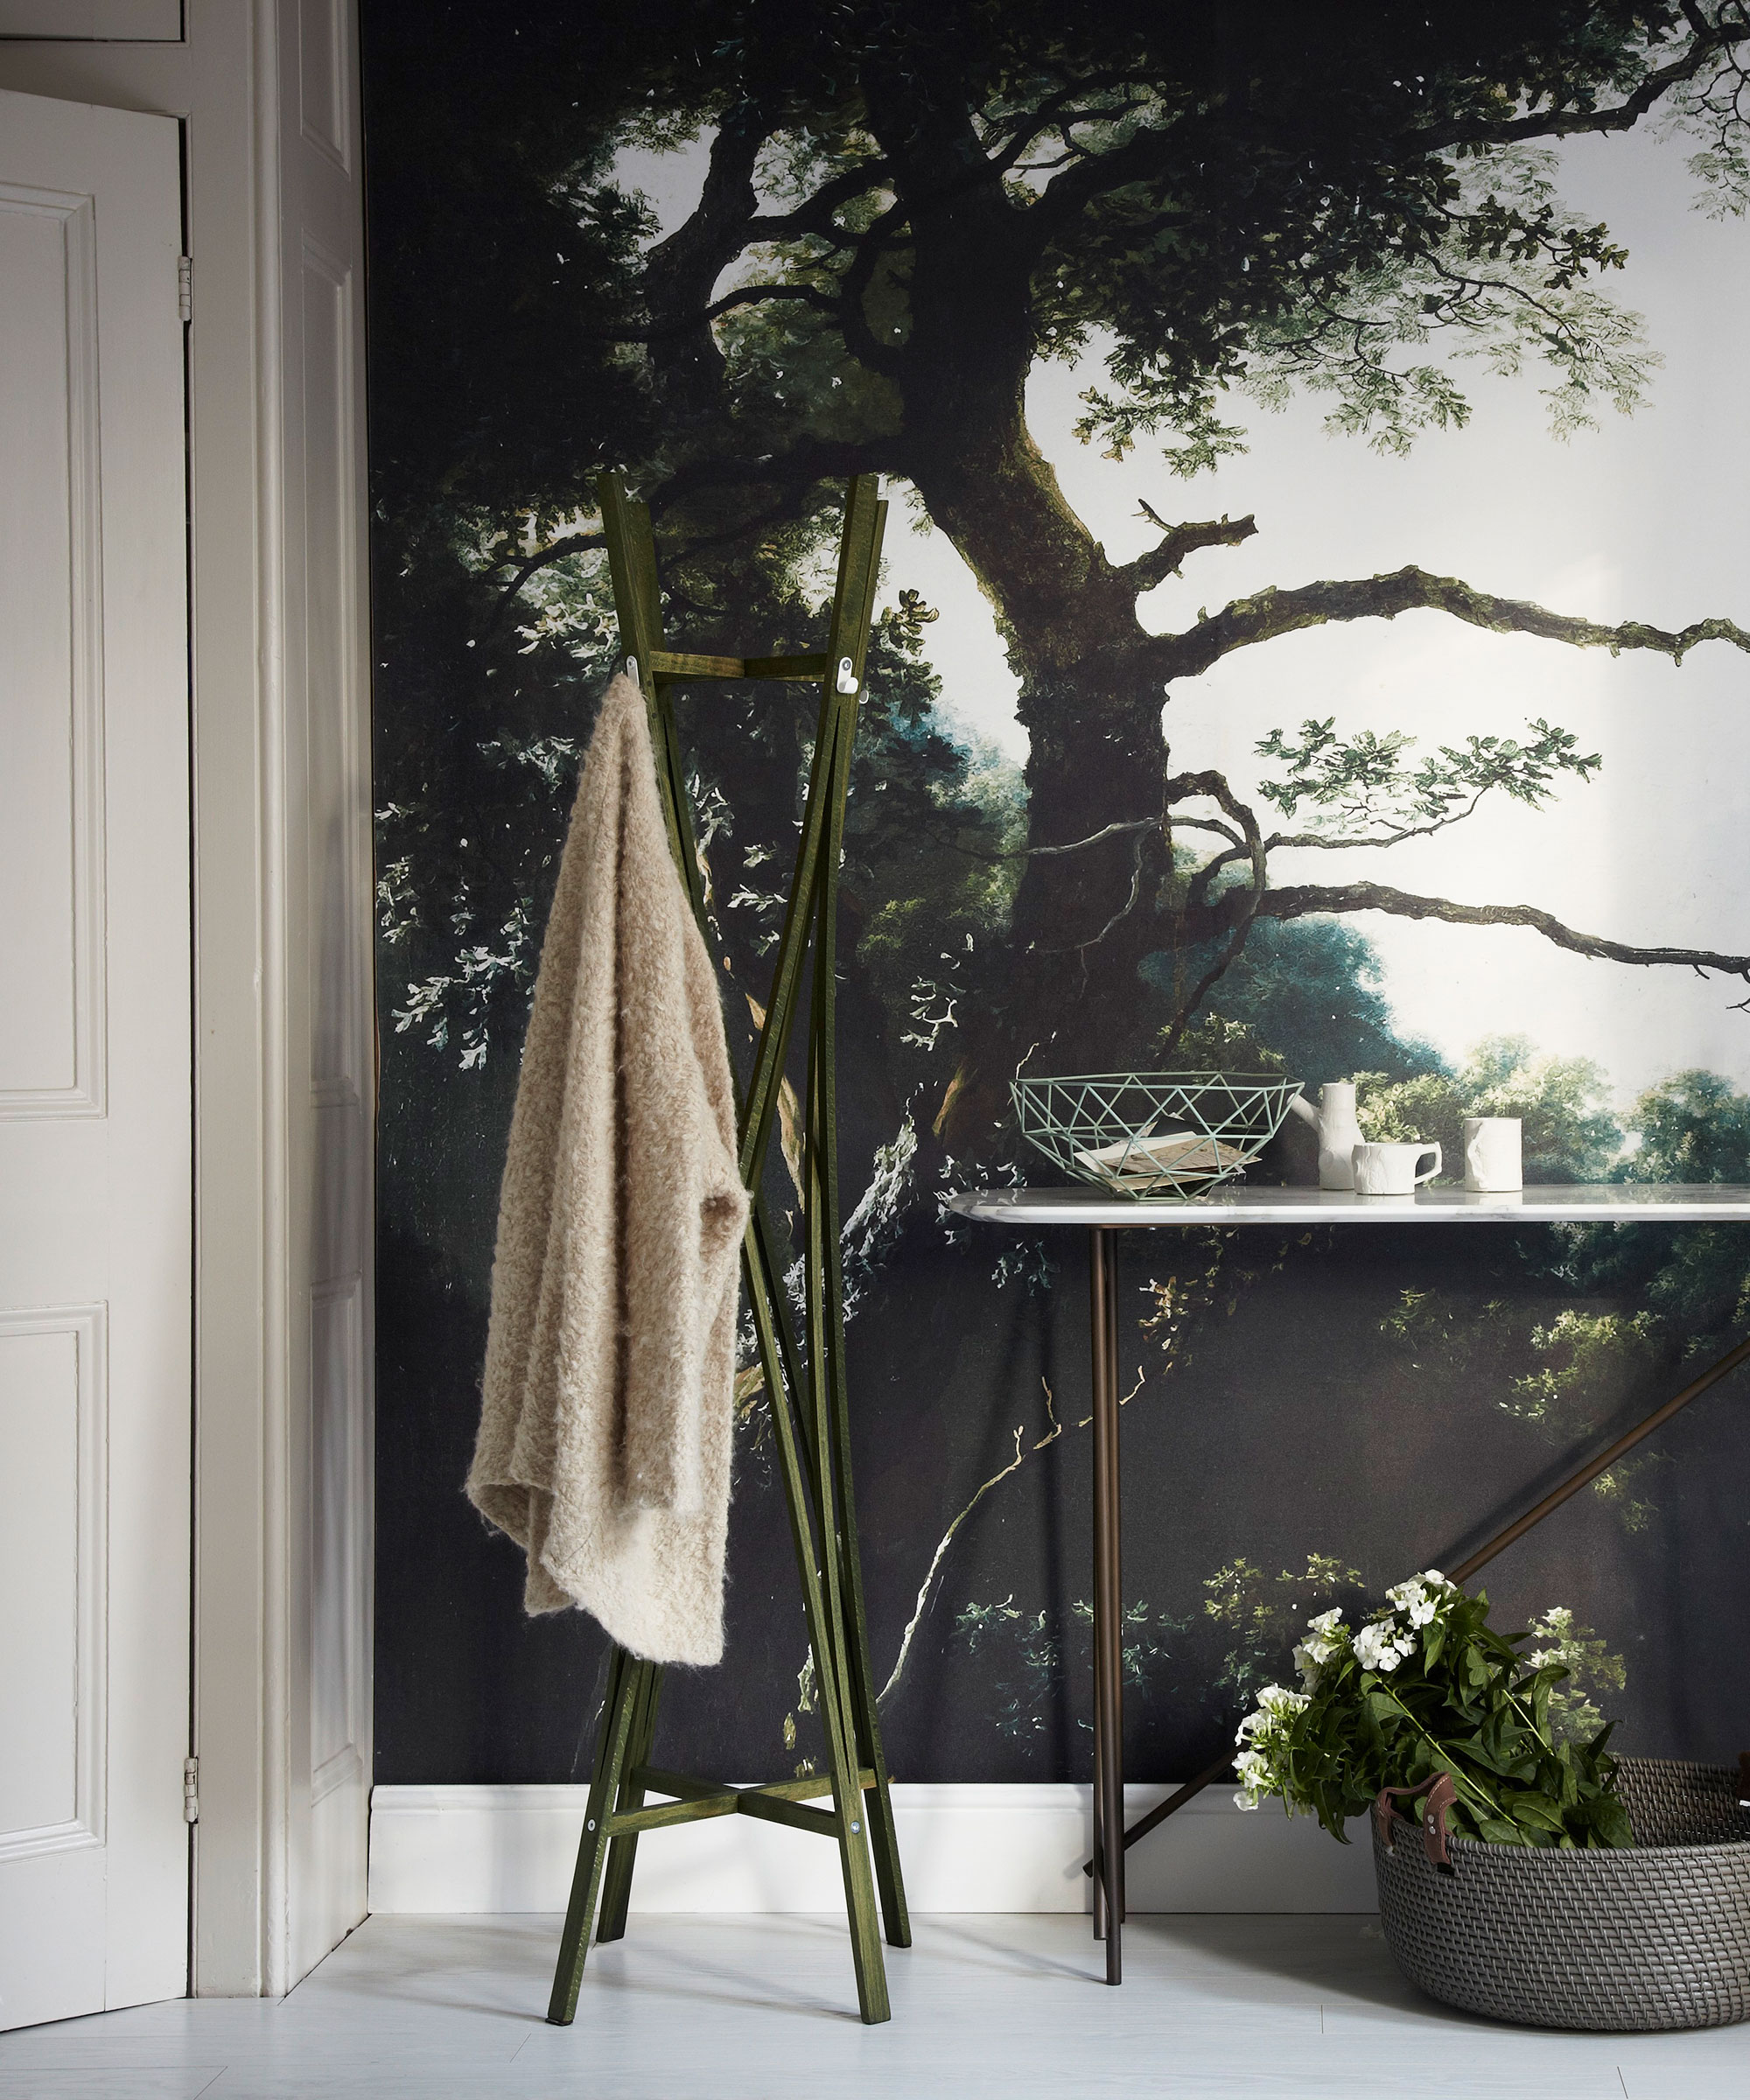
left=601, top=1766, right=879, bottom=1838
left=645, top=648, right=830, bottom=682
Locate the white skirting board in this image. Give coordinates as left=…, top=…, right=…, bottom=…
left=368, top=1783, right=1378, bottom=1915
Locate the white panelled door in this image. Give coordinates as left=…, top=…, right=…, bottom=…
left=0, top=88, right=190, bottom=2031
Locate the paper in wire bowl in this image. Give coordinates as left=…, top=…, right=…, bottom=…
left=1072, top=1128, right=1250, bottom=1190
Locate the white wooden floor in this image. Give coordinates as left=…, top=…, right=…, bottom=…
left=4, top=1912, right=1748, bottom=2098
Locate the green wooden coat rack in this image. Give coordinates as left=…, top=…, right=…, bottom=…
left=546, top=472, right=909, bottom=2027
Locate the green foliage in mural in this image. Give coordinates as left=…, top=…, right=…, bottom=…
left=955, top=1594, right=1186, bottom=1741
left=1370, top=1065, right=1750, bottom=1555
left=1256, top=718, right=1602, bottom=840
left=1201, top=1554, right=1368, bottom=1706
left=1628, top=1069, right=1750, bottom=1184
left=1526, top=1605, right=1630, bottom=1747
left=1144, top=920, right=1446, bottom=1088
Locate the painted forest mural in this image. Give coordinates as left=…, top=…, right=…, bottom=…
left=365, top=3, right=1750, bottom=1788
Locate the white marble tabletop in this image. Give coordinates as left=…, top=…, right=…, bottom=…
left=946, top=1183, right=1750, bottom=1227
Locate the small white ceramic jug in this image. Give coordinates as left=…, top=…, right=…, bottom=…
left=1286, top=1081, right=1365, bottom=1190
left=1464, top=1116, right=1522, bottom=1192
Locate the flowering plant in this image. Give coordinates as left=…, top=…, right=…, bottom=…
left=1232, top=1572, right=1633, bottom=1850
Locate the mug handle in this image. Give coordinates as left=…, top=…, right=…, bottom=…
left=1414, top=1144, right=1441, bottom=1186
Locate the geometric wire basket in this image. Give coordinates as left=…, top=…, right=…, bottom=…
left=1012, top=1072, right=1305, bottom=1200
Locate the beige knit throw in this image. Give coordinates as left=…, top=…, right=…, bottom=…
left=467, top=673, right=749, bottom=1665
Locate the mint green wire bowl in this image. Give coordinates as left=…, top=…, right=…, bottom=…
left=1012, top=1072, right=1303, bottom=1199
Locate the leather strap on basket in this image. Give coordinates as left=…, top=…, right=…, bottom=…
left=1739, top=1749, right=1749, bottom=1810
left=1374, top=1773, right=1458, bottom=1876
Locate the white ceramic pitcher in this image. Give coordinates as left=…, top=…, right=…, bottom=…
left=1286, top=1081, right=1365, bottom=1190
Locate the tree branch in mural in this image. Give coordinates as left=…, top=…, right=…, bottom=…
left=1145, top=569, right=1750, bottom=685
left=876, top=1382, right=1068, bottom=1712
left=1117, top=506, right=1258, bottom=595
left=1018, top=696, right=1750, bottom=1020
left=1215, top=882, right=1750, bottom=987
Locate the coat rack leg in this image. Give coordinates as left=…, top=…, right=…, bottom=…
left=795, top=1540, right=892, bottom=2026
left=800, top=1173, right=892, bottom=2021
left=835, top=1540, right=910, bottom=1945
left=595, top=1660, right=665, bottom=1943
left=809, top=1544, right=892, bottom=2026
left=746, top=1204, right=892, bottom=2025
left=830, top=1758, right=892, bottom=2026
left=806, top=491, right=910, bottom=1952
left=548, top=1645, right=640, bottom=2024
left=816, top=1076, right=910, bottom=1946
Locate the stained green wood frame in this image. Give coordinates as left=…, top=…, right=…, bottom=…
left=546, top=473, right=909, bottom=2029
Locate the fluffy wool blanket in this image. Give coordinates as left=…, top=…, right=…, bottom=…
left=467, top=673, right=749, bottom=1665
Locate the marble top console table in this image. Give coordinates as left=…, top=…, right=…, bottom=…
left=945, top=1184, right=1750, bottom=1983
left=949, top=1184, right=1750, bottom=1227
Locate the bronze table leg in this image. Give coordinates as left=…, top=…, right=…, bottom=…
left=1088, top=1225, right=1124, bottom=1983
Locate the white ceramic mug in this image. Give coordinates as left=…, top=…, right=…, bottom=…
left=1464, top=1116, right=1522, bottom=1193
left=1351, top=1140, right=1441, bottom=1195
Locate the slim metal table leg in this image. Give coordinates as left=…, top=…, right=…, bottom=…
left=1088, top=1226, right=1123, bottom=1983
left=1088, top=1227, right=1107, bottom=1947
left=1104, top=1228, right=1125, bottom=1933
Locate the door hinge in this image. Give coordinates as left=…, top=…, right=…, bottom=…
left=183, top=1755, right=200, bottom=1825
left=178, top=255, right=192, bottom=326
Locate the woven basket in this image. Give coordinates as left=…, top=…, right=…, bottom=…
left=1373, top=1759, right=1750, bottom=2030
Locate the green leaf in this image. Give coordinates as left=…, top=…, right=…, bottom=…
left=1584, top=1791, right=1634, bottom=1850
left=1502, top=1791, right=1568, bottom=1834
left=1456, top=1734, right=1522, bottom=1779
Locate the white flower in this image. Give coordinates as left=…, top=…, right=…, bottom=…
left=1292, top=1642, right=1321, bottom=1690
left=1299, top=1606, right=1348, bottom=1667
left=1232, top=1746, right=1273, bottom=1810
left=1236, top=1683, right=1308, bottom=1760
left=1387, top=1570, right=1458, bottom=1628
left=1352, top=1622, right=1390, bottom=1670
left=1354, top=1620, right=1413, bottom=1673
